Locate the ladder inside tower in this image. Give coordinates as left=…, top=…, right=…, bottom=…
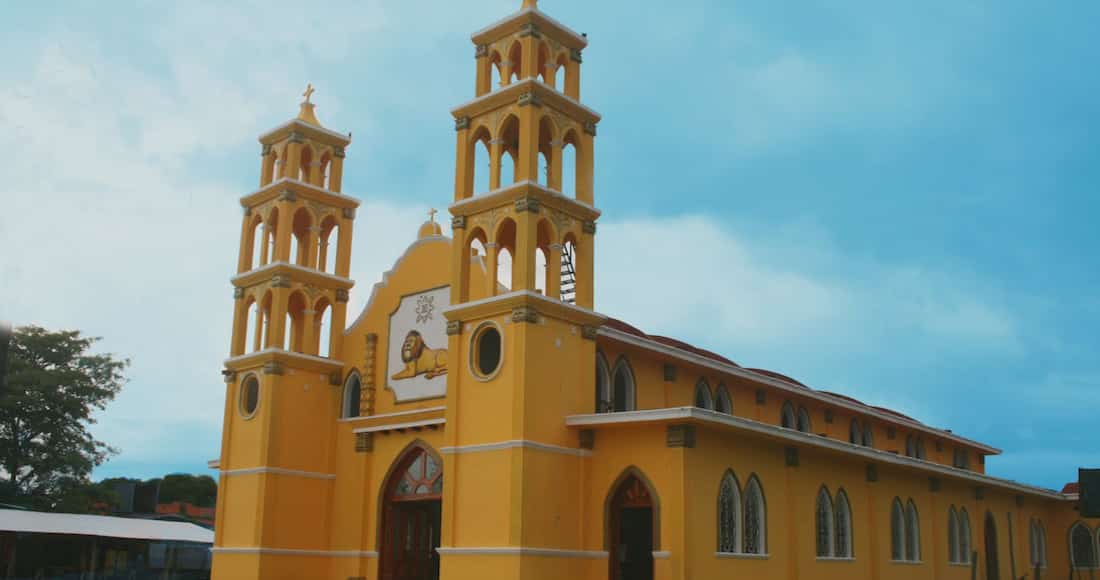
left=560, top=243, right=577, bottom=305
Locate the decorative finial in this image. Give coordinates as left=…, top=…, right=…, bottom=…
left=302, top=83, right=315, bottom=104
left=522, top=0, right=537, bottom=9
left=428, top=208, right=438, bottom=223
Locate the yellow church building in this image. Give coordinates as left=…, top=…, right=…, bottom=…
left=209, top=2, right=1099, bottom=579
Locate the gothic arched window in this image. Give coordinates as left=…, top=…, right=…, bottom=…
left=849, top=419, right=862, bottom=445
left=694, top=379, right=713, bottom=410
left=714, top=384, right=732, bottom=415
left=780, top=401, right=796, bottom=429
left=863, top=422, right=875, bottom=448
left=834, top=489, right=853, bottom=558
left=796, top=407, right=812, bottom=433
left=958, top=508, right=972, bottom=564
left=717, top=470, right=741, bottom=553
left=947, top=506, right=960, bottom=563
left=890, top=498, right=906, bottom=561
left=905, top=500, right=921, bottom=562
left=611, top=357, right=636, bottom=413
left=342, top=372, right=362, bottom=419
left=743, top=476, right=767, bottom=555
left=1029, top=519, right=1047, bottom=569
left=816, top=486, right=835, bottom=557
left=1070, top=521, right=1097, bottom=569
left=595, top=351, right=611, bottom=413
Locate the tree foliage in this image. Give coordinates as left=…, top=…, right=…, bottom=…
left=158, top=473, right=218, bottom=507
left=0, top=326, right=128, bottom=509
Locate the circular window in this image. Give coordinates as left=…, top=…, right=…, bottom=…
left=239, top=375, right=260, bottom=418
left=470, top=323, right=503, bottom=380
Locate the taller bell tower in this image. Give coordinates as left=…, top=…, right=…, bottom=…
left=213, top=89, right=359, bottom=580
left=441, top=1, right=608, bottom=578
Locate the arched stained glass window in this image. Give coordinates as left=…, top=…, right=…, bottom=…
left=1070, top=522, right=1097, bottom=569
left=611, top=357, right=635, bottom=412
left=959, top=508, right=972, bottom=564
left=695, top=380, right=713, bottom=410
left=797, top=407, right=812, bottom=433
left=342, top=372, right=362, bottom=419
left=948, top=507, right=960, bottom=563
left=834, top=489, right=852, bottom=558
left=715, top=384, right=732, bottom=415
left=849, top=419, right=862, bottom=445
left=816, top=487, right=834, bottom=557
left=595, top=352, right=611, bottom=413
left=905, top=500, right=921, bottom=562
left=392, top=449, right=443, bottom=500
left=717, top=471, right=741, bottom=553
left=780, top=402, right=796, bottom=429
left=890, top=498, right=905, bottom=561
left=743, top=476, right=766, bottom=555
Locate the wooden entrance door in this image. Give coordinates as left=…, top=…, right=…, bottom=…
left=380, top=446, right=443, bottom=580
left=609, top=474, right=655, bottom=580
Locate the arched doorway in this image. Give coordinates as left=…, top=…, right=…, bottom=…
left=607, top=469, right=658, bottom=580
left=379, top=444, right=443, bottom=580
left=984, top=511, right=1000, bottom=580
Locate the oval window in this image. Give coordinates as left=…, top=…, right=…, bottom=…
left=472, top=324, right=502, bottom=379
left=240, top=375, right=260, bottom=418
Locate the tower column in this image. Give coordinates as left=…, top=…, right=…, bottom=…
left=301, top=308, right=317, bottom=356
left=514, top=210, right=538, bottom=292
left=259, top=224, right=272, bottom=265
left=269, top=286, right=290, bottom=350
left=329, top=299, right=348, bottom=357
left=577, top=131, right=595, bottom=205
left=306, top=226, right=321, bottom=269
left=285, top=141, right=303, bottom=181
left=576, top=230, right=594, bottom=309
left=486, top=243, right=499, bottom=297
left=230, top=297, right=248, bottom=356
left=274, top=201, right=294, bottom=262
left=329, top=154, right=345, bottom=192
left=260, top=151, right=275, bottom=187
left=547, top=243, right=562, bottom=299
left=489, top=140, right=503, bottom=190
left=565, top=59, right=581, bottom=100
left=335, top=215, right=354, bottom=278
left=549, top=141, right=564, bottom=191
left=520, top=36, right=539, bottom=81
left=454, top=125, right=472, bottom=201
left=516, top=103, right=540, bottom=183
left=237, top=214, right=254, bottom=274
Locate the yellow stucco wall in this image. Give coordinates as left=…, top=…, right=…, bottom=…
left=210, top=3, right=1094, bottom=580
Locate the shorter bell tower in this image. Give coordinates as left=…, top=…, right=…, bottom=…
left=212, top=87, right=360, bottom=580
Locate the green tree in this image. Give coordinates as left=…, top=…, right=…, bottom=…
left=159, top=473, right=218, bottom=506
left=0, top=326, right=128, bottom=510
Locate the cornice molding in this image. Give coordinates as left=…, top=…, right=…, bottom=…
left=449, top=180, right=600, bottom=223
left=231, top=261, right=354, bottom=291
left=565, top=407, right=1062, bottom=500
left=443, top=289, right=606, bottom=328
left=597, top=326, right=1002, bottom=455
left=451, top=78, right=601, bottom=126
left=240, top=178, right=360, bottom=212
left=225, top=348, right=345, bottom=374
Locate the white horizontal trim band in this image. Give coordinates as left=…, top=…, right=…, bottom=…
left=442, top=439, right=591, bottom=457
left=567, top=407, right=1065, bottom=500
left=598, top=326, right=1001, bottom=454
left=353, top=418, right=445, bottom=434
left=436, top=547, right=607, bottom=559
left=232, top=260, right=353, bottom=285
left=715, top=552, right=770, bottom=560
left=339, top=406, right=447, bottom=423
left=224, top=348, right=344, bottom=370
left=220, top=467, right=336, bottom=480
left=653, top=551, right=671, bottom=559
left=214, top=547, right=377, bottom=558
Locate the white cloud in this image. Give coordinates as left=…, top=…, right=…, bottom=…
left=596, top=214, right=1020, bottom=358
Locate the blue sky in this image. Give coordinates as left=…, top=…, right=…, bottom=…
left=1, top=0, right=1097, bottom=490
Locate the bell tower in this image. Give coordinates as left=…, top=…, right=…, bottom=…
left=212, top=88, right=359, bottom=580
left=441, top=1, right=608, bottom=578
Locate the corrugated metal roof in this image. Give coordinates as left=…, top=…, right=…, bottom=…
left=0, top=509, right=213, bottom=544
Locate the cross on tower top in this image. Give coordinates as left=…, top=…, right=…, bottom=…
left=428, top=208, right=438, bottom=222
left=302, top=83, right=315, bottom=104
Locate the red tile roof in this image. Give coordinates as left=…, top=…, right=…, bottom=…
left=1062, top=482, right=1080, bottom=494
left=604, top=317, right=934, bottom=427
